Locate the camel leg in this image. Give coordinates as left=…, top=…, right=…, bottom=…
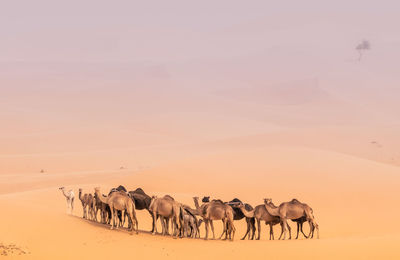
left=241, top=220, right=250, bottom=240
left=287, top=222, right=292, bottom=239
left=149, top=210, right=155, bottom=233
left=250, top=218, right=256, bottom=240
left=296, top=222, right=300, bottom=239
left=151, top=212, right=157, bottom=235
left=270, top=224, right=274, bottom=240
left=278, top=222, right=283, bottom=240
left=228, top=219, right=235, bottom=241
left=281, top=218, right=289, bottom=240
left=161, top=217, right=166, bottom=236
left=110, top=208, right=115, bottom=230
left=165, top=217, right=170, bottom=235
left=210, top=220, right=215, bottom=239
left=300, top=221, right=308, bottom=239
left=204, top=219, right=209, bottom=240
left=133, top=211, right=139, bottom=234
left=220, top=219, right=228, bottom=240
left=307, top=220, right=313, bottom=238
left=256, top=219, right=261, bottom=240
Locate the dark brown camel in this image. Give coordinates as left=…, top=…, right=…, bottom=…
left=126, top=188, right=154, bottom=231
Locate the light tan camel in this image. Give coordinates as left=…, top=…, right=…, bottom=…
left=149, top=195, right=182, bottom=238
left=238, top=203, right=286, bottom=240
left=59, top=187, right=74, bottom=215
left=94, top=187, right=138, bottom=234
left=264, top=198, right=319, bottom=239
left=193, top=197, right=235, bottom=241
left=78, top=188, right=92, bottom=219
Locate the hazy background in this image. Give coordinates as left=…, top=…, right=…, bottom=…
left=1, top=0, right=400, bottom=174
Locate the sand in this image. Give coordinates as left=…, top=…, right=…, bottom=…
left=1, top=144, right=400, bottom=259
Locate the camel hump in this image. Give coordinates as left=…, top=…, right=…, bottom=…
left=211, top=199, right=224, bottom=204
left=230, top=198, right=242, bottom=203
left=163, top=195, right=175, bottom=201
left=132, top=187, right=146, bottom=195
left=116, top=185, right=127, bottom=192
left=290, top=198, right=301, bottom=204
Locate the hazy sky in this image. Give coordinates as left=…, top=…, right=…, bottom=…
left=1, top=1, right=400, bottom=172
left=1, top=0, right=399, bottom=63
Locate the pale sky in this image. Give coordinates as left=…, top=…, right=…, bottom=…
left=1, top=0, right=400, bottom=170
left=1, top=0, right=399, bottom=63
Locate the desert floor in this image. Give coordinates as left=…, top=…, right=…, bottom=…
left=1, top=144, right=400, bottom=259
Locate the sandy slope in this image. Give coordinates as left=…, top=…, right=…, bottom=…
left=1, top=145, right=400, bottom=259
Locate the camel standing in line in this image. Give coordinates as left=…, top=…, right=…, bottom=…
left=93, top=193, right=110, bottom=223
left=59, top=187, right=74, bottom=215
left=78, top=188, right=93, bottom=219
left=180, top=205, right=202, bottom=238
left=127, top=188, right=154, bottom=231
left=193, top=197, right=235, bottom=241
left=94, top=187, right=138, bottom=234
left=258, top=200, right=308, bottom=239
left=202, top=197, right=255, bottom=240
left=264, top=198, right=319, bottom=240
left=238, top=202, right=287, bottom=240
left=149, top=195, right=182, bottom=238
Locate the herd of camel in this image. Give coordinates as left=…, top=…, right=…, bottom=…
left=59, top=185, right=319, bottom=241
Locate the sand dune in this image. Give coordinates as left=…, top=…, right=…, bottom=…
left=1, top=145, right=400, bottom=259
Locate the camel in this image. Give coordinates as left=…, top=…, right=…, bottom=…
left=149, top=195, right=182, bottom=237
left=127, top=188, right=154, bottom=231
left=180, top=205, right=202, bottom=238
left=108, top=186, right=128, bottom=227
left=264, top=198, right=319, bottom=240
left=258, top=200, right=309, bottom=239
left=59, top=187, right=74, bottom=215
left=93, top=193, right=111, bottom=223
left=238, top=202, right=286, bottom=240
left=94, top=187, right=138, bottom=234
left=87, top=194, right=95, bottom=220
left=203, top=197, right=255, bottom=240
left=78, top=188, right=93, bottom=219
left=193, top=197, right=235, bottom=241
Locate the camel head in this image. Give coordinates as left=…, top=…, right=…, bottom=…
left=201, top=196, right=210, bottom=203
left=264, top=198, right=272, bottom=205
left=59, top=187, right=65, bottom=190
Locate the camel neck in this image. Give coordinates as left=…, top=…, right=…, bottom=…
left=61, top=189, right=69, bottom=198
left=239, top=206, right=254, bottom=218
left=264, top=203, right=279, bottom=216
left=95, top=191, right=108, bottom=204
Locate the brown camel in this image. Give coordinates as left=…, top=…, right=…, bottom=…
left=193, top=197, right=235, bottom=241
left=93, top=193, right=111, bottom=223
left=78, top=188, right=92, bottom=219
left=148, top=195, right=182, bottom=238
left=202, top=197, right=256, bottom=240
left=94, top=187, right=138, bottom=234
left=259, top=200, right=308, bottom=239
left=264, top=198, right=319, bottom=240
left=238, top=203, right=285, bottom=240
left=127, top=188, right=155, bottom=232
left=180, top=205, right=202, bottom=238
